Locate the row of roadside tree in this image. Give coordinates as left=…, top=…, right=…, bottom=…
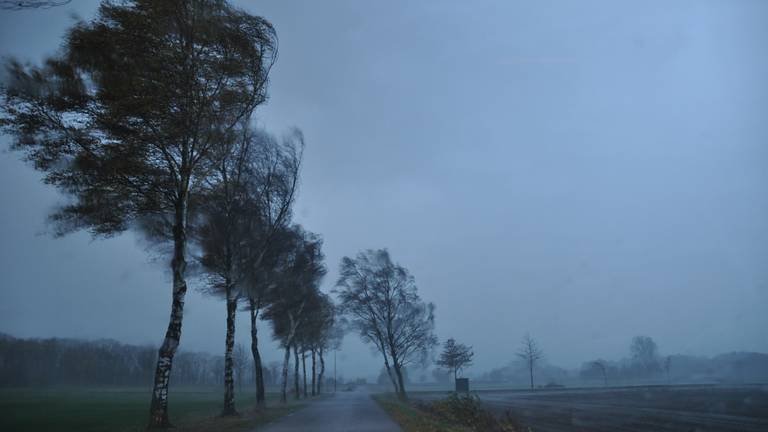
left=0, top=0, right=343, bottom=427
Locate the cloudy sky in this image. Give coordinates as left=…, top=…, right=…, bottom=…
left=1, top=0, right=767, bottom=380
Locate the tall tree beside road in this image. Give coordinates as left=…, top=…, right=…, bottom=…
left=336, top=249, right=437, bottom=399
left=0, top=0, right=277, bottom=426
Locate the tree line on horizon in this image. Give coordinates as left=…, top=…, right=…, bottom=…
left=0, top=334, right=348, bottom=392
left=472, top=335, right=768, bottom=388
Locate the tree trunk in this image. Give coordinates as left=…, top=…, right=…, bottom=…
left=317, top=348, right=325, bottom=395
left=383, top=358, right=399, bottom=394
left=221, top=292, right=238, bottom=416
left=249, top=299, right=265, bottom=407
left=311, top=349, right=316, bottom=396
left=280, top=345, right=290, bottom=403
left=378, top=341, right=399, bottom=394
left=529, top=362, right=534, bottom=390
left=280, top=308, right=302, bottom=404
left=148, top=203, right=188, bottom=429
left=293, top=345, right=300, bottom=399
left=302, top=350, right=308, bottom=398
left=393, top=361, right=407, bottom=400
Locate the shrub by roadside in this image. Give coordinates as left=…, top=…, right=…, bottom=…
left=374, top=393, right=526, bottom=432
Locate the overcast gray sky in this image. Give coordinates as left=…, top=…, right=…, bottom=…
left=1, top=0, right=767, bottom=380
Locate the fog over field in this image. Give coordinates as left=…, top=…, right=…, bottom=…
left=1, top=0, right=767, bottom=385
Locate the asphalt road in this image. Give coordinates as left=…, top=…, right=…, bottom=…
left=256, top=389, right=402, bottom=432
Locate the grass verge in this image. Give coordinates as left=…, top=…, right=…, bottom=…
left=373, top=393, right=525, bottom=432
left=0, top=386, right=307, bottom=432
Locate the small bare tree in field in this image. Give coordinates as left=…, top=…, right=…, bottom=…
left=517, top=334, right=543, bottom=390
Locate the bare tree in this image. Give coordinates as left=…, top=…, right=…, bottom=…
left=0, top=1, right=277, bottom=427
left=436, top=338, right=474, bottom=381
left=517, top=334, right=543, bottom=390
left=336, top=249, right=437, bottom=400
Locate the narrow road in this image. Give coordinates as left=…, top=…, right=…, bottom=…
left=256, top=389, right=402, bottom=432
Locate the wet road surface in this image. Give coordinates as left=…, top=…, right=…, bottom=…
left=256, top=389, right=402, bottom=432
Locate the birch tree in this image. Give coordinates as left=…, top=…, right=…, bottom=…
left=517, top=334, right=543, bottom=390
left=240, top=129, right=302, bottom=407
left=263, top=226, right=326, bottom=403
left=197, top=127, right=301, bottom=412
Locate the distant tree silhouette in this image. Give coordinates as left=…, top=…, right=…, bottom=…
left=517, top=334, right=544, bottom=390
left=630, top=335, right=660, bottom=376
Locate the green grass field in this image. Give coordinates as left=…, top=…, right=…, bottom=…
left=0, top=386, right=304, bottom=432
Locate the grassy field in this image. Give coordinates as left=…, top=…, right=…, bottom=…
left=408, top=384, right=768, bottom=432
left=0, top=386, right=306, bottom=432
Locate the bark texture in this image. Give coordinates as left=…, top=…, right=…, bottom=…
left=221, top=294, right=238, bottom=416
left=148, top=210, right=188, bottom=428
